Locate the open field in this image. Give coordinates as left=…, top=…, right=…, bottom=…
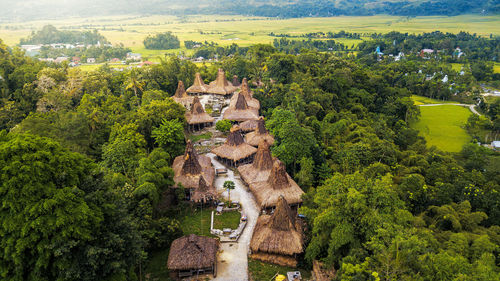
left=495, top=63, right=500, bottom=74
left=411, top=95, right=458, bottom=105
left=412, top=105, right=471, bottom=152
left=1, top=14, right=499, bottom=49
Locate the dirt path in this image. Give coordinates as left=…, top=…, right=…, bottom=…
left=207, top=153, right=260, bottom=281
left=418, top=103, right=481, bottom=116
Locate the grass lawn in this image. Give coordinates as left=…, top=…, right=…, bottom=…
left=248, top=258, right=311, bottom=281
left=494, top=63, right=500, bottom=74
left=411, top=105, right=472, bottom=152
left=213, top=210, right=241, bottom=230
left=177, top=207, right=214, bottom=237
left=189, top=132, right=213, bottom=143
left=411, top=95, right=457, bottom=105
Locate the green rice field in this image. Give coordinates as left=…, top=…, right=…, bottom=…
left=412, top=105, right=472, bottom=152
left=411, top=95, right=457, bottom=105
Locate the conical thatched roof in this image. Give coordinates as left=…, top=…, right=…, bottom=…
left=238, top=139, right=274, bottom=185
left=212, top=126, right=257, bottom=162
left=245, top=117, right=275, bottom=147
left=232, top=75, right=241, bottom=87
left=207, top=69, right=237, bottom=95
left=223, top=92, right=259, bottom=122
left=191, top=176, right=217, bottom=203
left=229, top=78, right=260, bottom=110
left=249, top=160, right=304, bottom=209
left=186, top=72, right=208, bottom=94
left=250, top=196, right=303, bottom=267
left=185, top=96, right=215, bottom=125
left=173, top=140, right=215, bottom=189
left=172, top=80, right=194, bottom=108
left=240, top=119, right=259, bottom=133
left=167, top=234, right=219, bottom=270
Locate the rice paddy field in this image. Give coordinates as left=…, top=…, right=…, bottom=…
left=412, top=105, right=472, bottom=152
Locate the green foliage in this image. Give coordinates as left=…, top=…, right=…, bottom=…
left=223, top=180, right=236, bottom=202
left=143, top=32, right=180, bottom=50
left=216, top=119, right=232, bottom=132
left=152, top=118, right=185, bottom=159
left=20, top=25, right=109, bottom=45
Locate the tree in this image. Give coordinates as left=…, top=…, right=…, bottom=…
left=0, top=133, right=142, bottom=281
left=151, top=118, right=185, bottom=159
left=216, top=119, right=232, bottom=132
left=223, top=180, right=235, bottom=203
left=143, top=32, right=180, bottom=50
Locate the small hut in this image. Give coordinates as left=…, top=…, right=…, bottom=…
left=239, top=119, right=259, bottom=133
left=249, top=160, right=304, bottom=213
left=172, top=81, right=194, bottom=109
left=191, top=176, right=217, bottom=204
left=212, top=126, right=257, bottom=167
left=250, top=196, right=304, bottom=267
left=223, top=92, right=259, bottom=122
left=186, top=72, right=208, bottom=95
left=167, top=234, right=219, bottom=279
left=185, top=97, right=215, bottom=131
left=238, top=139, right=274, bottom=185
left=172, top=140, right=215, bottom=197
left=207, top=69, right=237, bottom=96
left=245, top=117, right=275, bottom=147
left=232, top=75, right=241, bottom=87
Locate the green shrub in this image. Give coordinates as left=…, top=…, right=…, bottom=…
left=216, top=120, right=232, bottom=132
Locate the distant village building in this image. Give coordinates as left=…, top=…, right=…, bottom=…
left=185, top=96, right=215, bottom=131
left=207, top=69, right=238, bottom=96
left=245, top=117, right=275, bottom=147
left=20, top=45, right=41, bottom=57
left=453, top=47, right=466, bottom=58
left=492, top=141, right=500, bottom=151
left=87, top=58, right=96, bottom=63
left=230, top=78, right=260, bottom=110
left=172, top=140, right=215, bottom=200
left=420, top=49, right=434, bottom=59
left=250, top=196, right=304, bottom=267
left=212, top=126, right=257, bottom=167
left=167, top=234, right=219, bottom=279
left=54, top=57, right=69, bottom=64
left=126, top=52, right=142, bottom=61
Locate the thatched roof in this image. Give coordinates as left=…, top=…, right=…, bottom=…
left=245, top=117, right=275, bottom=147
left=249, top=160, right=304, bottom=209
left=207, top=69, right=237, bottom=95
left=223, top=92, right=259, bottom=122
left=229, top=78, right=260, bottom=110
left=185, top=96, right=215, bottom=125
left=250, top=196, right=303, bottom=267
left=172, top=80, right=194, bottom=108
left=191, top=176, right=217, bottom=203
left=167, top=234, right=218, bottom=270
left=238, top=139, right=274, bottom=185
left=186, top=72, right=208, bottom=94
left=211, top=126, right=257, bottom=161
left=239, top=119, right=259, bottom=133
left=172, top=140, right=215, bottom=189
left=232, top=75, right=241, bottom=87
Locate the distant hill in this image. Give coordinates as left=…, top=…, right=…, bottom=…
left=0, top=0, right=498, bottom=22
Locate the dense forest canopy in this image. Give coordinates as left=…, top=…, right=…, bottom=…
left=0, top=0, right=498, bottom=21
left=20, top=25, right=109, bottom=45
left=1, top=23, right=500, bottom=280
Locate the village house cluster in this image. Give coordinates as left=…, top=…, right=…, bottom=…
left=166, top=69, right=306, bottom=279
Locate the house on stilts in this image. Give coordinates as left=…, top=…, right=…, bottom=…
left=238, top=139, right=275, bottom=185
left=245, top=117, right=275, bottom=147
left=211, top=126, right=257, bottom=167
left=172, top=81, right=194, bottom=110
left=250, top=196, right=304, bottom=267
left=185, top=96, right=215, bottom=131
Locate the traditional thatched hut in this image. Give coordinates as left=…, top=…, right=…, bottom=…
left=167, top=234, right=219, bottom=279
left=212, top=126, right=257, bottom=167
left=207, top=69, right=237, bottom=96
left=186, top=72, right=208, bottom=95
left=232, top=75, right=241, bottom=87
left=250, top=196, right=304, bottom=267
left=172, top=140, right=215, bottom=196
left=239, top=78, right=260, bottom=109
left=249, top=160, right=304, bottom=213
left=223, top=92, right=259, bottom=122
left=172, top=81, right=194, bottom=109
left=245, top=117, right=275, bottom=147
left=238, top=139, right=274, bottom=185
left=185, top=96, right=215, bottom=131
left=239, top=119, right=259, bottom=133
left=191, top=176, right=217, bottom=204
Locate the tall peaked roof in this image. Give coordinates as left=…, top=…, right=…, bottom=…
left=270, top=196, right=297, bottom=231
left=192, top=176, right=217, bottom=203
left=245, top=117, right=275, bottom=147
left=181, top=140, right=202, bottom=175
left=240, top=78, right=250, bottom=95
left=212, top=125, right=257, bottom=162
left=256, top=117, right=267, bottom=134
left=167, top=234, right=218, bottom=270
left=226, top=126, right=245, bottom=146
left=235, top=92, right=249, bottom=110
left=191, top=96, right=205, bottom=114
left=174, top=80, right=187, bottom=98
left=268, top=161, right=290, bottom=189
left=232, top=75, right=241, bottom=87
left=186, top=72, right=208, bottom=94
left=253, top=140, right=273, bottom=170
left=185, top=97, right=215, bottom=125
left=207, top=69, right=237, bottom=95
left=223, top=92, right=259, bottom=122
